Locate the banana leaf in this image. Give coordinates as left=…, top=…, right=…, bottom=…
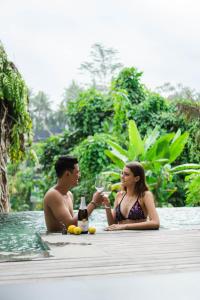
left=143, top=127, right=160, bottom=152
left=170, top=163, right=200, bottom=172
left=169, top=132, right=189, bottom=163
left=107, top=140, right=128, bottom=157
left=128, top=120, right=144, bottom=159
left=104, top=149, right=126, bottom=169
left=145, top=133, right=174, bottom=161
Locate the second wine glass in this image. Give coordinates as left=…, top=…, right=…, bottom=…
left=102, top=181, right=112, bottom=197
left=95, top=175, right=104, bottom=193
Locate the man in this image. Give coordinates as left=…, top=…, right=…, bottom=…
left=43, top=155, right=102, bottom=232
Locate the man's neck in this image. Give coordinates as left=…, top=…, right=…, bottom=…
left=55, top=180, right=69, bottom=195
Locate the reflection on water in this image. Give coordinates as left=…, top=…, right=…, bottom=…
left=0, top=207, right=200, bottom=260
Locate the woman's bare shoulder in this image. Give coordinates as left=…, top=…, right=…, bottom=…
left=114, top=190, right=125, bottom=204
left=143, top=190, right=155, bottom=202
left=144, top=190, right=153, bottom=196
left=117, top=190, right=125, bottom=196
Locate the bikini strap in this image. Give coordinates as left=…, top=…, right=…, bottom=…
left=119, top=192, right=126, bottom=206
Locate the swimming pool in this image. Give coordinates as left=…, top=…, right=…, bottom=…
left=0, top=212, right=49, bottom=262
left=0, top=207, right=200, bottom=261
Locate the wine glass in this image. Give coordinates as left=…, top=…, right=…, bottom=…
left=102, top=181, right=112, bottom=197
left=95, top=175, right=104, bottom=193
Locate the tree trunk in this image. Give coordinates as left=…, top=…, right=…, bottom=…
left=0, top=103, right=10, bottom=213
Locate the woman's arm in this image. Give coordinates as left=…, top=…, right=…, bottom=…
left=105, top=191, right=160, bottom=231
left=104, top=205, right=116, bottom=226
left=103, top=193, right=122, bottom=225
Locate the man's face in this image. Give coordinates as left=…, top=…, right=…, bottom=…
left=68, top=164, right=80, bottom=187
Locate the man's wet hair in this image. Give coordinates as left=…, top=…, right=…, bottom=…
left=55, top=156, right=78, bottom=178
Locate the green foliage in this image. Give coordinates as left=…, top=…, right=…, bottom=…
left=133, top=92, right=169, bottom=135
left=129, top=91, right=200, bottom=166
left=182, top=120, right=200, bottom=164
left=111, top=67, right=146, bottom=105
left=159, top=105, right=200, bottom=164
left=104, top=120, right=198, bottom=206
left=66, top=88, right=112, bottom=139
left=111, top=89, right=131, bottom=137
left=185, top=173, right=200, bottom=206
left=0, top=43, right=32, bottom=161
left=72, top=134, right=112, bottom=206
left=7, top=145, right=44, bottom=211
left=40, top=130, right=80, bottom=173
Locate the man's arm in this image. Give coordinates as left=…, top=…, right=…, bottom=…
left=87, top=192, right=103, bottom=215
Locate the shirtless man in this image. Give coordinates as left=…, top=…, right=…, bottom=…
left=43, top=155, right=102, bottom=232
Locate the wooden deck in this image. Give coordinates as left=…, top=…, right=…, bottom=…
left=0, top=229, right=200, bottom=285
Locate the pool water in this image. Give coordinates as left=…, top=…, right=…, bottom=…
left=0, top=212, right=48, bottom=262
left=0, top=207, right=200, bottom=261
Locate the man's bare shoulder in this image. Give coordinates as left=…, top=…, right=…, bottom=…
left=44, top=187, right=58, bottom=197
left=44, top=188, right=62, bottom=204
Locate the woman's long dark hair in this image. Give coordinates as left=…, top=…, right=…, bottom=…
left=125, top=161, right=149, bottom=197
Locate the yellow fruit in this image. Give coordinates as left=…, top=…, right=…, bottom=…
left=88, top=227, right=96, bottom=234
left=74, top=227, right=82, bottom=235
left=67, top=225, right=76, bottom=234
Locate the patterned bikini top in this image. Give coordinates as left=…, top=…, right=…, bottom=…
left=115, top=193, right=146, bottom=222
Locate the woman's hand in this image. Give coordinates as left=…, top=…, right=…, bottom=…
left=92, top=191, right=104, bottom=206
left=102, top=195, right=111, bottom=208
left=104, top=224, right=126, bottom=231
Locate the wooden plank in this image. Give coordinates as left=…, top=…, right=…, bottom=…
left=0, top=229, right=200, bottom=284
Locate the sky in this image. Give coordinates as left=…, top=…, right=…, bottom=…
left=1, top=0, right=200, bottom=108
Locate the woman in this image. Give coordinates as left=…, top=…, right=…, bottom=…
left=103, top=161, right=160, bottom=231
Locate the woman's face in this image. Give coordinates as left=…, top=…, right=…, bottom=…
left=121, top=167, right=140, bottom=189
left=121, top=167, right=135, bottom=188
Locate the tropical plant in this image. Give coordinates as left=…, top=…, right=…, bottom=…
left=29, top=91, right=54, bottom=140
left=185, top=173, right=200, bottom=206
left=62, top=80, right=83, bottom=104
left=111, top=89, right=131, bottom=137
left=104, top=120, right=200, bottom=206
left=0, top=42, right=32, bottom=212
left=7, top=143, right=45, bottom=211
left=132, top=92, right=169, bottom=135
left=111, top=67, right=146, bottom=105
left=66, top=88, right=112, bottom=140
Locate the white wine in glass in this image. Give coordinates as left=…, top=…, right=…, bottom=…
left=102, top=181, right=112, bottom=197
left=95, top=175, right=104, bottom=193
